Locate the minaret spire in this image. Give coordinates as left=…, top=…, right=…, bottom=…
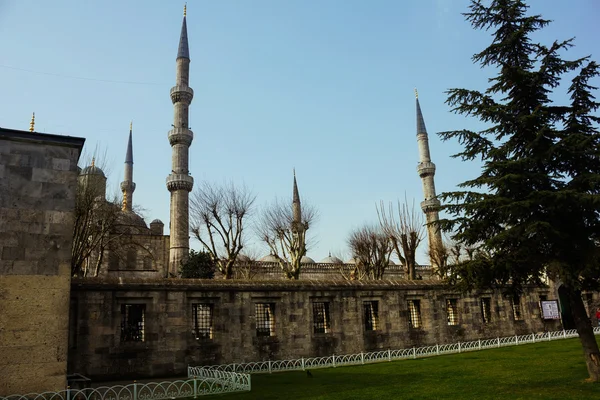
left=120, top=121, right=136, bottom=212
left=167, top=5, right=195, bottom=274
left=415, top=91, right=443, bottom=272
left=292, top=169, right=302, bottom=226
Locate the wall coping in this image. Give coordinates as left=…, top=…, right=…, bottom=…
left=71, top=277, right=449, bottom=291
left=0, top=126, right=86, bottom=149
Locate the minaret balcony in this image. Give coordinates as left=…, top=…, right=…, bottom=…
left=168, top=128, right=194, bottom=146
left=420, top=198, right=441, bottom=213
left=120, top=180, right=136, bottom=192
left=166, top=173, right=194, bottom=192
left=170, top=85, right=194, bottom=104
left=417, top=161, right=436, bottom=177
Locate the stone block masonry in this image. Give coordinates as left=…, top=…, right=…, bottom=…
left=0, top=128, right=84, bottom=395
left=69, top=278, right=561, bottom=381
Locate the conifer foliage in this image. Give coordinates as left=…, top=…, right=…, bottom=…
left=439, top=0, right=600, bottom=380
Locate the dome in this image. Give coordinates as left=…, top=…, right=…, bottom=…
left=80, top=164, right=106, bottom=177
left=117, top=210, right=148, bottom=229
left=320, top=255, right=343, bottom=264
left=150, top=219, right=164, bottom=225
left=389, top=260, right=396, bottom=265
left=237, top=254, right=250, bottom=262
left=300, top=256, right=315, bottom=264
left=259, top=254, right=279, bottom=263
left=346, top=257, right=358, bottom=264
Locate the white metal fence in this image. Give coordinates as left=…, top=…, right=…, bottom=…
left=1, top=368, right=251, bottom=400
left=189, top=327, right=600, bottom=375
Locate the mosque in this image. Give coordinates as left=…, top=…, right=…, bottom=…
left=74, top=5, right=444, bottom=280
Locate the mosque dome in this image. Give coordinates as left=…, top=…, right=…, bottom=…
left=237, top=254, right=250, bottom=262
left=259, top=254, right=279, bottom=263
left=320, top=254, right=343, bottom=264
left=389, top=260, right=396, bottom=265
left=150, top=219, right=164, bottom=225
left=117, top=210, right=148, bottom=229
left=346, top=257, right=358, bottom=264
left=300, top=256, right=315, bottom=264
left=80, top=163, right=106, bottom=178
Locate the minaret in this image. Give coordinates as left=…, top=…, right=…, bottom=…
left=415, top=89, right=444, bottom=271
left=120, top=121, right=136, bottom=212
left=292, top=169, right=301, bottom=228
left=166, top=4, right=194, bottom=274
left=29, top=112, right=35, bottom=132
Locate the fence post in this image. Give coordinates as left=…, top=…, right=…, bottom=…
left=547, top=331, right=551, bottom=342
left=532, top=333, right=536, bottom=343
left=268, top=360, right=272, bottom=374
left=478, top=339, right=481, bottom=350
left=302, top=357, right=305, bottom=371
left=412, top=347, right=416, bottom=359
left=134, top=380, right=138, bottom=400
left=563, top=330, right=566, bottom=339
left=193, top=377, right=198, bottom=398
left=497, top=337, right=500, bottom=348
left=66, top=386, right=71, bottom=400
left=388, top=349, right=391, bottom=362
left=436, top=344, right=439, bottom=356
left=361, top=352, right=364, bottom=365
left=515, top=335, right=518, bottom=345
left=458, top=342, right=461, bottom=353
left=333, top=354, right=336, bottom=368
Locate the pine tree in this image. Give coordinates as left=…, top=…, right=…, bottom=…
left=438, top=0, right=600, bottom=381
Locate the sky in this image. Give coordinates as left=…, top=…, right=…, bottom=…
left=1, top=0, right=599, bottom=263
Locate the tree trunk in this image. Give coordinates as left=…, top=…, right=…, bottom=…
left=559, top=285, right=600, bottom=382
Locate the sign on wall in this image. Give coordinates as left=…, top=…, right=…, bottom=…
left=541, top=300, right=561, bottom=320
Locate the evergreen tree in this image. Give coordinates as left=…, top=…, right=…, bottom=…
left=180, top=250, right=216, bottom=279
left=438, top=0, right=600, bottom=381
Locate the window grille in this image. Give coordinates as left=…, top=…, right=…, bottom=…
left=481, top=297, right=492, bottom=324
left=512, top=295, right=523, bottom=321
left=255, top=303, right=275, bottom=337
left=121, top=304, right=145, bottom=342
left=312, top=302, right=331, bottom=334
left=408, top=300, right=422, bottom=329
left=192, top=304, right=213, bottom=339
left=446, top=299, right=459, bottom=326
left=363, top=301, right=379, bottom=331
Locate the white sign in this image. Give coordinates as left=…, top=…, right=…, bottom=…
left=541, top=300, right=561, bottom=320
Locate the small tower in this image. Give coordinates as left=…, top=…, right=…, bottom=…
left=120, top=122, right=136, bottom=212
left=166, top=4, right=195, bottom=274
left=415, top=90, right=444, bottom=271
left=292, top=169, right=302, bottom=230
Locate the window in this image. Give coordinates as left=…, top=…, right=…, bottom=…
left=126, top=248, right=137, bottom=270
left=192, top=304, right=213, bottom=339
left=363, top=301, right=379, bottom=331
left=446, top=299, right=459, bottom=326
left=512, top=295, right=523, bottom=321
left=312, top=302, right=331, bottom=334
left=121, top=304, right=145, bottom=342
left=143, top=256, right=153, bottom=270
left=539, top=295, right=548, bottom=318
left=408, top=300, right=422, bottom=329
left=255, top=303, right=275, bottom=337
left=481, top=297, right=492, bottom=324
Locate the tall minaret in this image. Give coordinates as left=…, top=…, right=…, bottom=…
left=415, top=90, right=443, bottom=271
left=166, top=4, right=194, bottom=274
left=120, top=121, right=136, bottom=211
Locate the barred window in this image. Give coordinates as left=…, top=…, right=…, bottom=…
left=364, top=301, right=379, bottom=331
left=408, top=300, right=422, bottom=329
left=446, top=299, right=459, bottom=326
left=512, top=295, right=523, bottom=321
left=192, top=304, right=213, bottom=339
left=312, top=302, right=331, bottom=334
left=121, top=304, right=145, bottom=342
left=481, top=297, right=492, bottom=324
left=255, top=303, right=275, bottom=337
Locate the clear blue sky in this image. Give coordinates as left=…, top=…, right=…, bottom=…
left=1, top=0, right=598, bottom=263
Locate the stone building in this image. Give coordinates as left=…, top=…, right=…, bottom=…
left=0, top=124, right=85, bottom=395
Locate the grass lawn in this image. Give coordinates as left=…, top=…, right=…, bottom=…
left=211, top=337, right=600, bottom=399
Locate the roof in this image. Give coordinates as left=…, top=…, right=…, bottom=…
left=177, top=16, right=190, bottom=59
left=0, top=126, right=85, bottom=150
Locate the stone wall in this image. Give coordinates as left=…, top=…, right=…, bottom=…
left=68, top=278, right=561, bottom=381
left=99, top=233, right=170, bottom=279
left=0, top=128, right=85, bottom=395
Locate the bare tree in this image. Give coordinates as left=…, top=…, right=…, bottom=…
left=377, top=199, right=425, bottom=280
left=235, top=248, right=262, bottom=280
left=256, top=198, right=317, bottom=279
left=190, top=181, right=256, bottom=279
left=347, top=225, right=393, bottom=280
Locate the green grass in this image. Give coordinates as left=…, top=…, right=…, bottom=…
left=211, top=338, right=600, bottom=399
